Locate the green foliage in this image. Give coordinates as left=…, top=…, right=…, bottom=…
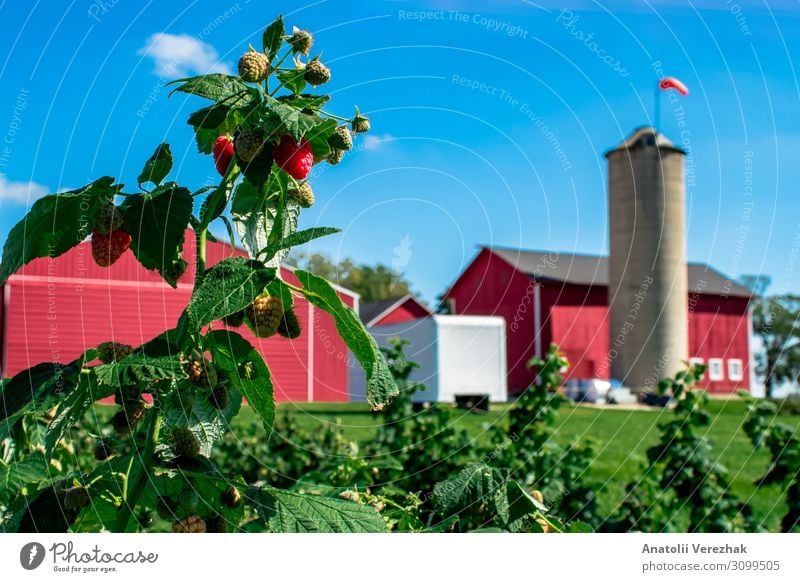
left=294, top=270, right=398, bottom=410
left=741, top=393, right=800, bottom=531
left=0, top=177, right=120, bottom=284
left=185, top=258, right=275, bottom=329
left=137, top=143, right=173, bottom=188
left=750, top=294, right=800, bottom=398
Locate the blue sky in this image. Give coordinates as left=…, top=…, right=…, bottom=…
left=0, top=0, right=798, bottom=303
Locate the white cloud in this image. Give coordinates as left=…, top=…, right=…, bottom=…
left=0, top=178, right=49, bottom=205
left=138, top=33, right=231, bottom=78
left=361, top=133, right=394, bottom=151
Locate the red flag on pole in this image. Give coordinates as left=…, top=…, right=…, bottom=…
left=658, top=76, right=689, bottom=96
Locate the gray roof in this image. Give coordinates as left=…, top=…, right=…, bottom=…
left=359, top=294, right=431, bottom=326
left=487, top=247, right=751, bottom=298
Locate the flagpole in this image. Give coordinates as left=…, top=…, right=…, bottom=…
left=654, top=81, right=660, bottom=132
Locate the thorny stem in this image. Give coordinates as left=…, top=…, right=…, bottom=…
left=114, top=412, right=162, bottom=532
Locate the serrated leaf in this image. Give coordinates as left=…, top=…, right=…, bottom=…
left=249, top=486, right=387, bottom=532
left=187, top=104, right=229, bottom=130
left=276, top=68, right=306, bottom=94
left=169, top=74, right=260, bottom=108
left=0, top=356, right=86, bottom=425
left=505, top=479, right=546, bottom=528
left=137, top=143, right=173, bottom=188
left=231, top=179, right=269, bottom=260
left=304, top=118, right=337, bottom=158
left=194, top=126, right=218, bottom=154
left=44, top=373, right=113, bottom=459
left=294, top=270, right=398, bottom=410
left=208, top=330, right=275, bottom=435
left=432, top=463, right=509, bottom=519
left=265, top=95, right=325, bottom=142
left=239, top=143, right=274, bottom=190
left=162, top=385, right=241, bottom=457
left=186, top=258, right=275, bottom=330
left=0, top=177, right=121, bottom=284
left=94, top=353, right=184, bottom=387
left=263, top=16, right=285, bottom=60
left=277, top=93, right=331, bottom=110
left=0, top=454, right=49, bottom=504
left=119, top=184, right=193, bottom=286
left=262, top=227, right=340, bottom=262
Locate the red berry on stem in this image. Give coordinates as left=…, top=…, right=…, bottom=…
left=273, top=135, right=313, bottom=180
left=91, top=229, right=131, bottom=267
left=212, top=135, right=234, bottom=176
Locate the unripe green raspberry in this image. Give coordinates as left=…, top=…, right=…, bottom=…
left=326, top=149, right=344, bottom=166
left=277, top=309, right=302, bottom=339
left=328, top=126, right=353, bottom=151
left=223, top=310, right=246, bottom=328
left=93, top=439, right=113, bottom=461
left=246, top=294, right=284, bottom=338
left=304, top=58, right=330, bottom=86
left=97, top=341, right=133, bottom=364
left=172, top=427, right=201, bottom=458
left=238, top=49, right=270, bottom=82
left=351, top=109, right=370, bottom=134
left=289, top=27, right=313, bottom=55
left=64, top=486, right=90, bottom=510
left=234, top=128, right=266, bottom=163
left=183, top=355, right=218, bottom=389
left=111, top=400, right=146, bottom=436
left=288, top=182, right=314, bottom=208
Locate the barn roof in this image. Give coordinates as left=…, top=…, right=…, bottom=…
left=486, top=246, right=752, bottom=298
left=359, top=294, right=431, bottom=327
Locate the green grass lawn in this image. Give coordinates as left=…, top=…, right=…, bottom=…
left=238, top=398, right=799, bottom=530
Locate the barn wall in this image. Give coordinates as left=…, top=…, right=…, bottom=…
left=2, top=230, right=355, bottom=402
left=373, top=299, right=429, bottom=326
left=539, top=283, right=609, bottom=381
left=688, top=293, right=751, bottom=393
left=445, top=248, right=537, bottom=393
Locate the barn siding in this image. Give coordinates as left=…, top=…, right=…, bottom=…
left=373, top=299, right=429, bottom=326
left=2, top=230, right=355, bottom=402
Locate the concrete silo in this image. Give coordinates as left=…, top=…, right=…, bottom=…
left=606, top=127, right=688, bottom=392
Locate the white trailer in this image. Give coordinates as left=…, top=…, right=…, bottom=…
left=349, top=315, right=508, bottom=403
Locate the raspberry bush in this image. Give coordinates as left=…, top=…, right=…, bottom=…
left=0, top=16, right=400, bottom=533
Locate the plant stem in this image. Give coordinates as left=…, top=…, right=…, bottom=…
left=114, top=412, right=162, bottom=532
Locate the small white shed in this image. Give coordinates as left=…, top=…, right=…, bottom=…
left=349, top=315, right=508, bottom=403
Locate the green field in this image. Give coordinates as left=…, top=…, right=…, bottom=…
left=232, top=398, right=799, bottom=530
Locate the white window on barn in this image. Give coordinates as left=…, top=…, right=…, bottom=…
left=728, top=359, right=744, bottom=382
left=688, top=357, right=705, bottom=379
left=708, top=358, right=724, bottom=381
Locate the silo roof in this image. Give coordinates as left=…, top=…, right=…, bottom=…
left=604, top=126, right=686, bottom=156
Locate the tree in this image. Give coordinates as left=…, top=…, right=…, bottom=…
left=751, top=294, right=800, bottom=398
left=286, top=252, right=414, bottom=302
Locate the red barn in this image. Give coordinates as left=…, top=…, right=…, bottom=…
left=0, top=229, right=357, bottom=402
left=443, top=247, right=752, bottom=394
left=360, top=294, right=431, bottom=328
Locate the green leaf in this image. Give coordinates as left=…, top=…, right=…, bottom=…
left=239, top=144, right=274, bottom=190
left=505, top=479, right=546, bottom=528
left=265, top=95, right=325, bottom=142
left=45, top=373, right=113, bottom=458
left=0, top=356, right=87, bottom=424
left=0, top=177, right=121, bottom=284
left=0, top=454, right=49, bottom=504
left=169, top=74, right=260, bottom=108
left=94, top=353, right=184, bottom=387
left=137, top=143, right=173, bottom=188
left=304, top=118, right=337, bottom=159
left=161, top=384, right=242, bottom=457
left=294, top=270, right=398, bottom=410
left=262, top=16, right=285, bottom=60
left=262, top=227, right=340, bottom=262
left=208, top=330, right=275, bottom=435
left=249, top=486, right=387, bottom=532
left=119, top=184, right=193, bottom=287
left=186, top=258, right=275, bottom=330
left=277, top=93, right=331, bottom=110
left=276, top=69, right=306, bottom=94
left=187, top=104, right=229, bottom=130
left=432, top=463, right=509, bottom=519
left=194, top=126, right=218, bottom=154
left=231, top=180, right=270, bottom=260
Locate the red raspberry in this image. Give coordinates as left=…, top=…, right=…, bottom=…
left=273, top=135, right=313, bottom=180
left=91, top=229, right=131, bottom=267
left=212, top=135, right=234, bottom=176
left=172, top=515, right=206, bottom=533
